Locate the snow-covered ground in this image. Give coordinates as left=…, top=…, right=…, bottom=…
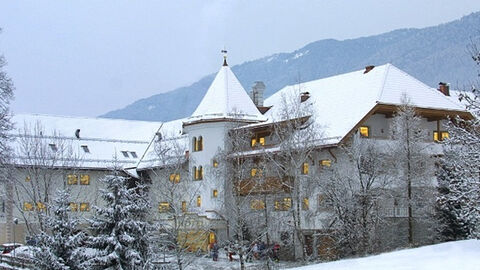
left=289, top=240, right=480, bottom=270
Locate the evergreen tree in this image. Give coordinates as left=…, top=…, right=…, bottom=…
left=85, top=167, right=152, bottom=270
left=438, top=42, right=480, bottom=239
left=34, top=189, right=88, bottom=270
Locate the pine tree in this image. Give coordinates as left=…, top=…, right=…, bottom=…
left=85, top=167, right=152, bottom=270
left=438, top=41, right=480, bottom=239
left=34, top=189, right=88, bottom=270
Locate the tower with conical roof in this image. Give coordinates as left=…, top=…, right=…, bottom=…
left=182, top=52, right=265, bottom=232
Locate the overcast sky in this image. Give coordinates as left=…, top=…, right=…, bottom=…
left=1, top=1, right=480, bottom=117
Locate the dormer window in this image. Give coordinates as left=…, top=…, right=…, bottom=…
left=121, top=151, right=129, bottom=158
left=130, top=151, right=138, bottom=158
left=81, top=145, right=90, bottom=153
left=49, top=143, right=58, bottom=152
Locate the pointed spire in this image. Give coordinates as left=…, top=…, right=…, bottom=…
left=221, top=49, right=228, bottom=66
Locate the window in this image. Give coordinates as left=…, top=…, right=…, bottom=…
left=359, top=126, right=370, bottom=138
left=158, top=202, right=170, bottom=212
left=49, top=143, right=58, bottom=151
left=182, top=201, right=187, bottom=212
left=81, top=145, right=90, bottom=153
left=36, top=202, right=46, bottom=211
left=130, top=151, right=138, bottom=158
left=250, top=199, right=266, bottom=210
left=193, top=166, right=203, bottom=180
left=23, top=202, right=33, bottom=211
left=302, top=162, right=309, bottom=175
left=80, top=175, right=90, bottom=185
left=25, top=176, right=31, bottom=182
left=70, top=202, right=78, bottom=212
left=67, top=174, right=78, bottom=185
left=169, top=173, right=180, bottom=183
left=194, top=136, right=203, bottom=151
left=251, top=138, right=257, bottom=147
left=197, top=196, right=201, bottom=207
left=433, top=131, right=449, bottom=142
left=213, top=189, right=218, bottom=198
left=320, top=159, right=331, bottom=167
left=274, top=197, right=292, bottom=211
left=302, top=198, right=309, bottom=210
left=213, top=160, right=218, bottom=168
left=251, top=168, right=257, bottom=177
left=80, top=203, right=90, bottom=212
left=318, top=194, right=332, bottom=210
left=121, top=151, right=129, bottom=158
left=259, top=137, right=265, bottom=146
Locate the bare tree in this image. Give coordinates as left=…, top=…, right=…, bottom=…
left=0, top=28, right=14, bottom=170
left=213, top=124, right=273, bottom=270
left=320, top=137, right=393, bottom=257
left=145, top=133, right=204, bottom=270
left=9, top=121, right=83, bottom=235
left=263, top=89, right=324, bottom=261
left=390, top=99, right=438, bottom=246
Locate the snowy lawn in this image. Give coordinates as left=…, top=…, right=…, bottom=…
left=288, top=240, right=480, bottom=270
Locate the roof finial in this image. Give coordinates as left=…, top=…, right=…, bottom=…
left=221, top=48, right=228, bottom=66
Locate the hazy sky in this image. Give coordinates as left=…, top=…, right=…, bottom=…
left=1, top=1, right=480, bottom=117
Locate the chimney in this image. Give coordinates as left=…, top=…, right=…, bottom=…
left=364, top=65, right=375, bottom=74
left=300, top=92, right=310, bottom=102
left=438, top=82, right=450, bottom=96
left=250, top=81, right=265, bottom=106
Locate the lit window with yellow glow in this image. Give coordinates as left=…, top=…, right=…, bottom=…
left=302, top=198, right=310, bottom=210
left=320, top=159, right=331, bottom=167
left=197, top=136, right=203, bottom=151
left=23, top=202, right=33, bottom=211
left=359, top=126, right=370, bottom=137
left=70, top=202, right=78, bottom=212
left=213, top=189, right=218, bottom=198
left=197, top=196, right=201, bottom=207
left=251, top=138, right=257, bottom=147
left=193, top=167, right=203, bottom=180
left=67, top=174, right=78, bottom=185
left=80, top=175, right=90, bottom=185
left=36, top=202, right=46, bottom=211
left=158, top=202, right=170, bottom=212
left=182, top=201, right=187, bottom=212
left=274, top=197, right=292, bottom=211
left=251, top=168, right=258, bottom=177
left=213, top=160, right=218, bottom=168
left=433, top=131, right=450, bottom=142
left=25, top=176, right=31, bottom=182
left=80, top=203, right=90, bottom=212
left=302, top=163, right=309, bottom=175
left=259, top=137, right=265, bottom=146
left=250, top=199, right=265, bottom=210
left=169, top=173, right=180, bottom=183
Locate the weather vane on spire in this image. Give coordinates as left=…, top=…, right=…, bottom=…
left=221, top=48, right=228, bottom=66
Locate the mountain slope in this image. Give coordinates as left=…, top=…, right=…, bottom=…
left=102, top=12, right=480, bottom=122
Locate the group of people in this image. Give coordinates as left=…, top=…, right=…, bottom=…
left=208, top=241, right=280, bottom=262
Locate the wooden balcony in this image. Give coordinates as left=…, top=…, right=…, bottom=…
left=234, top=176, right=293, bottom=196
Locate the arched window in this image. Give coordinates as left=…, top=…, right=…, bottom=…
left=198, top=136, right=203, bottom=151
left=199, top=166, right=203, bottom=180
left=192, top=137, right=197, bottom=151
left=193, top=166, right=197, bottom=180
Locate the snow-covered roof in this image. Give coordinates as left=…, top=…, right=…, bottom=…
left=136, top=118, right=188, bottom=170
left=9, top=114, right=163, bottom=169
left=186, top=64, right=265, bottom=124
left=262, top=64, right=469, bottom=145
